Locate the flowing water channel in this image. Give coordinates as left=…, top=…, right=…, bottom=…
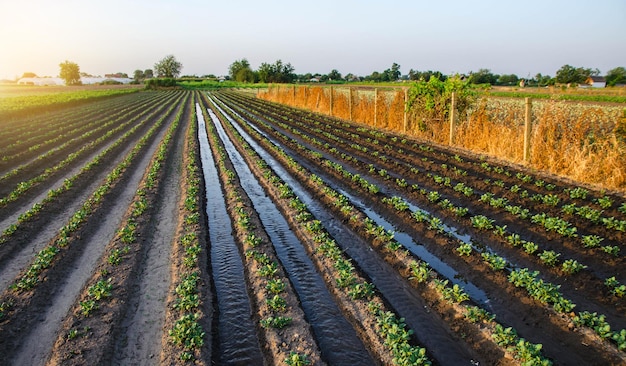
left=196, top=103, right=264, bottom=365
left=211, top=96, right=481, bottom=365
left=206, top=99, right=376, bottom=366
left=217, top=98, right=490, bottom=307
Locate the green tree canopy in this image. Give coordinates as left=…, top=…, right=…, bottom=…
left=59, top=60, right=82, bottom=85
left=606, top=67, right=626, bottom=86
left=133, top=70, right=144, bottom=82
left=408, top=69, right=446, bottom=82
left=497, top=74, right=519, bottom=86
left=406, top=76, right=478, bottom=129
left=468, top=69, right=498, bottom=85
left=328, top=69, right=342, bottom=81
left=383, top=63, right=401, bottom=82
left=144, top=69, right=154, bottom=79
left=154, top=55, right=183, bottom=78
left=229, top=58, right=255, bottom=82
left=256, top=60, right=295, bottom=83
left=555, top=64, right=592, bottom=85
left=21, top=72, right=37, bottom=78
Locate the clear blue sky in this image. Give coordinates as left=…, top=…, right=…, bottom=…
left=1, top=0, right=625, bottom=80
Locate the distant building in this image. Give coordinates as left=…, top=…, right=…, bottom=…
left=17, top=77, right=62, bottom=86
left=584, top=76, right=606, bottom=88
left=16, top=76, right=133, bottom=86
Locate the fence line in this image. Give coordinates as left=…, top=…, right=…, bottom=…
left=259, top=84, right=625, bottom=192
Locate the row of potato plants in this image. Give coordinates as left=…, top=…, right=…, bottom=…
left=201, top=96, right=320, bottom=366
left=163, top=97, right=211, bottom=363
left=217, top=93, right=610, bottom=279
left=0, top=90, right=142, bottom=145
left=0, top=91, right=178, bottom=207
left=0, top=91, right=184, bottom=247
left=473, top=158, right=626, bottom=221
left=0, top=88, right=140, bottom=121
left=227, top=92, right=624, bottom=254
left=48, top=93, right=188, bottom=363
left=220, top=94, right=626, bottom=355
left=0, top=92, right=184, bottom=325
left=209, top=94, right=432, bottom=366
left=226, top=91, right=626, bottom=236
left=0, top=92, right=157, bottom=163
left=0, top=92, right=165, bottom=179
left=219, top=92, right=622, bottom=301
left=212, top=93, right=553, bottom=365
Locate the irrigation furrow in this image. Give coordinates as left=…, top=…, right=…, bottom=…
left=0, top=92, right=168, bottom=180
left=0, top=92, right=185, bottom=363
left=0, top=92, right=144, bottom=148
left=0, top=92, right=175, bottom=202
left=196, top=101, right=264, bottom=364
left=217, top=92, right=625, bottom=306
left=0, top=93, right=184, bottom=289
left=213, top=91, right=626, bottom=365
left=110, top=95, right=189, bottom=364
left=201, top=94, right=323, bottom=365
left=227, top=91, right=623, bottom=329
left=0, top=92, right=160, bottom=166
left=211, top=94, right=497, bottom=365
left=206, top=97, right=374, bottom=365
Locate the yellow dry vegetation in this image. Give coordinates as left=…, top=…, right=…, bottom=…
left=260, top=85, right=626, bottom=192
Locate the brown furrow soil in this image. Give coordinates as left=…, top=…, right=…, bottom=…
left=213, top=90, right=626, bottom=365
left=0, top=92, right=186, bottom=364
left=0, top=92, right=161, bottom=171
left=160, top=93, right=213, bottom=365
left=0, top=91, right=174, bottom=202
left=47, top=94, right=190, bottom=365
left=0, top=92, right=184, bottom=287
left=211, top=97, right=459, bottom=365
left=200, top=93, right=324, bottom=365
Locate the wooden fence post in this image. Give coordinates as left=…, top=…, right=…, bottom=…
left=374, top=88, right=378, bottom=128
left=524, top=97, right=532, bottom=163
left=292, top=84, right=296, bottom=105
left=449, top=92, right=456, bottom=145
left=403, top=88, right=408, bottom=133
left=349, top=87, right=353, bottom=121
left=329, top=86, right=333, bottom=116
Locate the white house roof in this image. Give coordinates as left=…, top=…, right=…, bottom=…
left=17, top=77, right=133, bottom=85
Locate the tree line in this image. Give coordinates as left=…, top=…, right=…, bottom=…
left=52, top=55, right=626, bottom=87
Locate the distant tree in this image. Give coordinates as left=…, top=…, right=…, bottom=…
left=468, top=69, right=498, bottom=85
left=229, top=58, right=255, bottom=82
left=409, top=69, right=446, bottom=82
left=256, top=60, right=295, bottom=83
left=606, top=67, right=626, bottom=86
left=144, top=69, right=154, bottom=79
left=133, top=69, right=145, bottom=82
left=497, top=74, right=519, bottom=86
left=59, top=60, right=82, bottom=85
left=154, top=55, right=182, bottom=78
left=344, top=73, right=359, bottom=82
left=21, top=72, right=37, bottom=78
left=383, top=63, right=401, bottom=81
left=365, top=71, right=382, bottom=82
left=534, top=73, right=554, bottom=87
left=555, top=64, right=591, bottom=85
left=328, top=69, right=342, bottom=81
left=299, top=73, right=313, bottom=82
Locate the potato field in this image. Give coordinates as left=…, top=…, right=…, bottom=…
left=0, top=89, right=625, bottom=365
